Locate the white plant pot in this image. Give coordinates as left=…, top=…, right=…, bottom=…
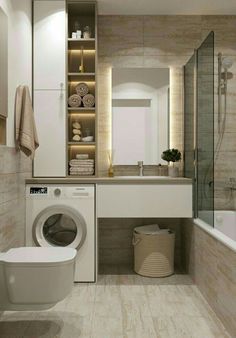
left=168, top=166, right=179, bottom=177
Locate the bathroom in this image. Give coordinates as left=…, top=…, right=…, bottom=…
left=0, top=0, right=236, bottom=337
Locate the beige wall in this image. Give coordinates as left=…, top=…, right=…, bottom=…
left=0, top=0, right=32, bottom=252
left=97, top=15, right=236, bottom=211
left=99, top=218, right=183, bottom=273
left=182, top=219, right=236, bottom=337
left=97, top=15, right=200, bottom=176
left=0, top=148, right=31, bottom=252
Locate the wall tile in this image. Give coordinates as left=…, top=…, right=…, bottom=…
left=182, top=219, right=236, bottom=337
left=0, top=147, right=32, bottom=252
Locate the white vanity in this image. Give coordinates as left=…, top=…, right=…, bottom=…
left=97, top=179, right=192, bottom=218
left=26, top=177, right=192, bottom=218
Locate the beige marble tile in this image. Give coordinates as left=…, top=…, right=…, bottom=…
left=98, top=16, right=144, bottom=38
left=98, top=35, right=144, bottom=57
left=0, top=147, right=31, bottom=253
left=0, top=274, right=231, bottom=338
left=183, top=219, right=236, bottom=337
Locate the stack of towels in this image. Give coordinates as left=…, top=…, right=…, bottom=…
left=69, top=154, right=94, bottom=176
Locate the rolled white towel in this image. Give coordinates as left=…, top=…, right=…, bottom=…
left=68, top=94, right=82, bottom=107
left=82, top=94, right=95, bottom=107
left=75, top=82, right=89, bottom=97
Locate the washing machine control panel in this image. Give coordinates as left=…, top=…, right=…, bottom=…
left=30, top=187, right=48, bottom=195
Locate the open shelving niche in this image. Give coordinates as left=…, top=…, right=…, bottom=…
left=67, top=1, right=97, bottom=177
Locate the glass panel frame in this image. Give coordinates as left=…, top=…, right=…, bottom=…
left=184, top=31, right=214, bottom=226
left=196, top=31, right=215, bottom=227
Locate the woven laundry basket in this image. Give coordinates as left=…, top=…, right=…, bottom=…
left=133, top=226, right=175, bottom=277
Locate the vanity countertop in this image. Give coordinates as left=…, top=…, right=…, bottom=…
left=26, top=176, right=192, bottom=185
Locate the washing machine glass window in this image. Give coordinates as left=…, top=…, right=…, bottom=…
left=43, top=213, right=77, bottom=246
left=33, top=205, right=87, bottom=250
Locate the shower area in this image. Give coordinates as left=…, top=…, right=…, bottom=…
left=184, top=32, right=236, bottom=241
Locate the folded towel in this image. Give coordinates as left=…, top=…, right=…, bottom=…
left=70, top=165, right=94, bottom=170
left=70, top=167, right=94, bottom=172
left=15, top=85, right=39, bottom=158
left=70, top=171, right=94, bottom=176
left=69, top=162, right=94, bottom=166
left=75, top=154, right=89, bottom=159
left=69, top=159, right=94, bottom=166
left=70, top=158, right=94, bottom=162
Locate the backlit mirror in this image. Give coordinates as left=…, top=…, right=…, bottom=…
left=112, top=68, right=169, bottom=165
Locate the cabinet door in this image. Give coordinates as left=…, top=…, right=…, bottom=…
left=33, top=90, right=66, bottom=177
left=34, top=0, right=66, bottom=90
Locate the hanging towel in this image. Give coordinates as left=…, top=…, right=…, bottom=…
left=15, top=85, right=39, bottom=158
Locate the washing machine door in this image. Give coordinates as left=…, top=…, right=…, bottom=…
left=33, top=205, right=87, bottom=249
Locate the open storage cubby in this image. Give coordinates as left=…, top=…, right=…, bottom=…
left=67, top=1, right=97, bottom=177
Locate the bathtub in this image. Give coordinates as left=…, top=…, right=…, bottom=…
left=195, top=210, right=236, bottom=252
left=214, top=211, right=236, bottom=241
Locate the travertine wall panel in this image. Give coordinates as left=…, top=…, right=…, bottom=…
left=97, top=16, right=236, bottom=209
left=182, top=219, right=236, bottom=337
left=0, top=147, right=31, bottom=252
left=99, top=218, right=183, bottom=272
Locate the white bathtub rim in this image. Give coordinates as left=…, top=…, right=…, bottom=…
left=194, top=218, right=236, bottom=253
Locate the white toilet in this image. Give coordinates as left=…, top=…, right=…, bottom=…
left=0, top=247, right=76, bottom=311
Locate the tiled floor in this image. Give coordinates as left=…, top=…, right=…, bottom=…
left=0, top=274, right=231, bottom=338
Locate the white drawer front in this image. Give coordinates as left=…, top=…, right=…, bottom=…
left=97, top=184, right=192, bottom=218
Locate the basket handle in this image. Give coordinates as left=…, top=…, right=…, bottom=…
left=132, top=236, right=141, bottom=246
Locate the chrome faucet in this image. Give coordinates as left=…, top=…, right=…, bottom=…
left=137, top=161, right=144, bottom=176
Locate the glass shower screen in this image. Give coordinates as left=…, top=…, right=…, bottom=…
left=184, top=32, right=214, bottom=226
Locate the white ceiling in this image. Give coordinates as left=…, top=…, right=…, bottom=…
left=96, top=0, right=236, bottom=15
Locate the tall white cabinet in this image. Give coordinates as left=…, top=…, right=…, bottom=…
left=33, top=0, right=66, bottom=177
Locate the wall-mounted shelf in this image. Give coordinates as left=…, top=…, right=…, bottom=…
left=68, top=39, right=95, bottom=50
left=68, top=142, right=96, bottom=146
left=68, top=107, right=95, bottom=111
left=68, top=72, right=95, bottom=81
left=67, top=1, right=97, bottom=178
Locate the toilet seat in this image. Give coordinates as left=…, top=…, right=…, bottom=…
left=0, top=247, right=77, bottom=266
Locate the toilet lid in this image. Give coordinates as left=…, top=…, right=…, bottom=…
left=2, top=247, right=77, bottom=264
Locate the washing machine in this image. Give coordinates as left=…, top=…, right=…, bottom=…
left=26, top=184, right=95, bottom=282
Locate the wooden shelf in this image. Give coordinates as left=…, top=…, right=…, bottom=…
left=68, top=142, right=96, bottom=146
left=68, top=107, right=95, bottom=111
left=68, top=174, right=96, bottom=177
left=68, top=38, right=95, bottom=50
left=67, top=1, right=97, bottom=177
left=68, top=72, right=95, bottom=76
left=68, top=73, right=95, bottom=81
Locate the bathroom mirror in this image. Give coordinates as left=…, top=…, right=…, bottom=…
left=112, top=68, right=169, bottom=165
left=0, top=7, right=8, bottom=145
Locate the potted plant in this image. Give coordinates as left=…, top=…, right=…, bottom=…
left=161, top=148, right=181, bottom=177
